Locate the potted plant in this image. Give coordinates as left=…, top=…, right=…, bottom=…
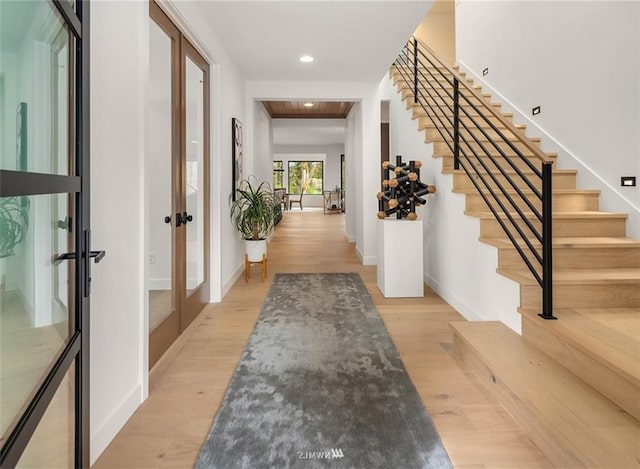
left=0, top=197, right=30, bottom=305
left=0, top=196, right=30, bottom=258
left=230, top=178, right=277, bottom=262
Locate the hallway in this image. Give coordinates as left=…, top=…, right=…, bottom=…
left=94, top=210, right=550, bottom=468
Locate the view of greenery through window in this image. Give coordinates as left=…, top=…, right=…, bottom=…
left=273, top=160, right=284, bottom=189
left=288, top=161, right=323, bottom=194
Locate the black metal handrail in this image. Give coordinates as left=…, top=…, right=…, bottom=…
left=393, top=37, right=556, bottom=320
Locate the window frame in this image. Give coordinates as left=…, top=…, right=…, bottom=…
left=272, top=160, right=284, bottom=189
left=287, top=160, right=324, bottom=195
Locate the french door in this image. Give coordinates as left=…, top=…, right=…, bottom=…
left=0, top=0, right=94, bottom=467
left=148, top=1, right=210, bottom=367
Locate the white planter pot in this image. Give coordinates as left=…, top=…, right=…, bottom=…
left=246, top=239, right=267, bottom=262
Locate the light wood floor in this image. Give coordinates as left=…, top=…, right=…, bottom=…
left=94, top=210, right=551, bottom=468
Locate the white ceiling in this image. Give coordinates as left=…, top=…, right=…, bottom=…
left=197, top=0, right=434, bottom=82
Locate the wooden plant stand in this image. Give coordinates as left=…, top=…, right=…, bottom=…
left=245, top=253, right=267, bottom=282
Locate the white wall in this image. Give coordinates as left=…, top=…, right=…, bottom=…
left=90, top=1, right=147, bottom=462
left=90, top=0, right=248, bottom=463
left=380, top=75, right=522, bottom=331
left=345, top=106, right=358, bottom=242
left=251, top=100, right=274, bottom=186
left=456, top=0, right=640, bottom=236
left=245, top=81, right=381, bottom=264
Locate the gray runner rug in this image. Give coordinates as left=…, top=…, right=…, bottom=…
left=195, top=273, right=452, bottom=469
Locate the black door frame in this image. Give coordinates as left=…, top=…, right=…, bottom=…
left=0, top=0, right=92, bottom=467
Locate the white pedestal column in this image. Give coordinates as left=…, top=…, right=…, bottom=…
left=377, top=219, right=424, bottom=298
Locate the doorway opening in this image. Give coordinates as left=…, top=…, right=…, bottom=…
left=262, top=100, right=354, bottom=215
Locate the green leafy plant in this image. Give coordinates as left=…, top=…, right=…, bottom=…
left=0, top=197, right=30, bottom=258
left=230, top=178, right=277, bottom=240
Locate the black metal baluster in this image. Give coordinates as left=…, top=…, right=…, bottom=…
left=453, top=77, right=460, bottom=170
left=539, top=162, right=556, bottom=320
left=413, top=38, right=418, bottom=104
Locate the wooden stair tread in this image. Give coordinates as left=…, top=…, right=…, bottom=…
left=409, top=101, right=502, bottom=110
left=435, top=151, right=558, bottom=159
left=422, top=121, right=526, bottom=128
left=451, top=321, right=639, bottom=468
left=480, top=236, right=640, bottom=249
left=397, top=82, right=483, bottom=90
left=454, top=188, right=600, bottom=195
left=451, top=168, right=570, bottom=174
left=444, top=167, right=572, bottom=176
left=427, top=135, right=542, bottom=144
left=466, top=210, right=628, bottom=220
left=497, top=267, right=640, bottom=285
left=520, top=307, right=640, bottom=385
left=400, top=88, right=491, bottom=99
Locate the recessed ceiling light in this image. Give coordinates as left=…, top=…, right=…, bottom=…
left=303, top=102, right=314, bottom=108
left=299, top=55, right=314, bottom=63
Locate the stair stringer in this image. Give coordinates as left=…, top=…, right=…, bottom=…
left=380, top=73, right=522, bottom=331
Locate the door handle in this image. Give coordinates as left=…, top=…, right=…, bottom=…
left=165, top=212, right=193, bottom=227
left=57, top=216, right=71, bottom=231
left=166, top=213, right=184, bottom=227
left=55, top=250, right=106, bottom=264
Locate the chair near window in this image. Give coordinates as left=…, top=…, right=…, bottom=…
left=289, top=188, right=304, bottom=210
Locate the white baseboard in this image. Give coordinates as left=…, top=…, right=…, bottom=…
left=355, top=244, right=377, bottom=266
left=15, top=288, right=35, bottom=326
left=148, top=278, right=171, bottom=290
left=362, top=256, right=376, bottom=266
left=221, top=263, right=244, bottom=298
left=355, top=245, right=363, bottom=263
left=91, top=383, right=143, bottom=465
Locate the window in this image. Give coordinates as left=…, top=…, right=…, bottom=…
left=273, top=160, right=284, bottom=189
left=288, top=161, right=323, bottom=195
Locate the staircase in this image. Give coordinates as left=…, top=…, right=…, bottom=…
left=391, top=38, right=640, bottom=467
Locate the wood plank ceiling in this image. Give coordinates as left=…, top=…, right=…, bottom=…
left=262, top=101, right=354, bottom=119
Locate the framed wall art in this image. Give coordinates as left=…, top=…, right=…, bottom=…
left=16, top=102, right=27, bottom=171
left=231, top=117, right=243, bottom=201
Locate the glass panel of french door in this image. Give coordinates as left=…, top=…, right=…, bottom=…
left=185, top=57, right=204, bottom=294
left=181, top=40, right=209, bottom=328
left=148, top=2, right=180, bottom=369
left=0, top=193, right=73, bottom=437
left=15, top=364, right=75, bottom=468
left=0, top=0, right=88, bottom=466
left=0, top=1, right=71, bottom=176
